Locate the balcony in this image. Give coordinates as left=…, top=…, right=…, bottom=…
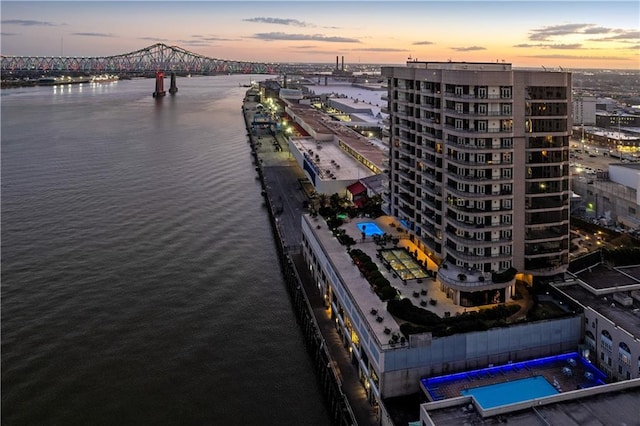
left=444, top=124, right=512, bottom=136
left=446, top=185, right=510, bottom=200
left=447, top=232, right=509, bottom=248
left=445, top=108, right=512, bottom=119
left=447, top=246, right=513, bottom=263
left=526, top=196, right=567, bottom=210
left=525, top=225, right=568, bottom=241
left=525, top=243, right=569, bottom=256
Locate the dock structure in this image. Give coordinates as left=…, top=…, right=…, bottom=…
left=243, top=88, right=377, bottom=426
left=169, top=72, right=178, bottom=94
left=152, top=71, right=166, bottom=97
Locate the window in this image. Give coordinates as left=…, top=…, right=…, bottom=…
left=477, top=153, right=485, bottom=163
left=502, top=168, right=512, bottom=179
left=503, top=199, right=512, bottom=209
left=455, top=86, right=464, bottom=95
left=478, top=87, right=487, bottom=98
left=503, top=152, right=512, bottom=163
left=457, top=181, right=466, bottom=191
left=477, top=121, right=487, bottom=131
left=477, top=104, right=487, bottom=115
left=501, top=104, right=512, bottom=115
left=501, top=214, right=512, bottom=224
left=455, top=103, right=464, bottom=113
left=455, top=119, right=463, bottom=129
left=502, top=138, right=512, bottom=148
left=501, top=245, right=511, bottom=254
left=500, top=87, right=512, bottom=98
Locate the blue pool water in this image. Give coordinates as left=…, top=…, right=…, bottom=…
left=461, top=376, right=558, bottom=409
left=357, top=222, right=384, bottom=237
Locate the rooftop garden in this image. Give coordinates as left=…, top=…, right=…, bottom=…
left=311, top=192, right=384, bottom=220
left=350, top=248, right=398, bottom=301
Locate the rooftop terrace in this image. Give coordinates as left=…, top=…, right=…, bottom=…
left=307, top=214, right=471, bottom=348
left=306, top=214, right=552, bottom=348
left=424, top=379, right=640, bottom=425
left=285, top=101, right=388, bottom=172
left=559, top=283, right=640, bottom=340
left=290, top=136, right=375, bottom=182
left=571, top=262, right=640, bottom=291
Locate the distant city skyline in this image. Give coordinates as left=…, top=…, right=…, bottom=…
left=1, top=1, right=639, bottom=70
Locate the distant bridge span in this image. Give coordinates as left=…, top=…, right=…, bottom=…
left=1, top=43, right=281, bottom=75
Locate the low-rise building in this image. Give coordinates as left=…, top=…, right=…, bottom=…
left=284, top=99, right=388, bottom=195
left=572, top=163, right=640, bottom=229
left=301, top=213, right=582, bottom=411
left=554, top=258, right=640, bottom=381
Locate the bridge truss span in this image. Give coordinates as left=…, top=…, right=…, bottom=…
left=1, top=43, right=278, bottom=75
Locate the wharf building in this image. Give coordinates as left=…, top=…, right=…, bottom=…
left=282, top=97, right=388, bottom=196
left=381, top=61, right=573, bottom=305
left=300, top=212, right=582, bottom=408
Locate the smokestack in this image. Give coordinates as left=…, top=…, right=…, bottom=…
left=341, top=56, right=344, bottom=71
left=336, top=56, right=339, bottom=70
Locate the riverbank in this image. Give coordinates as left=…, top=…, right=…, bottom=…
left=242, top=89, right=379, bottom=426
left=1, top=74, right=122, bottom=89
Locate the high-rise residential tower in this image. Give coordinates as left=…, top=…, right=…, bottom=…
left=382, top=62, right=572, bottom=306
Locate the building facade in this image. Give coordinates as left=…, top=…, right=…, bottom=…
left=573, top=93, right=597, bottom=126
left=382, top=62, right=572, bottom=302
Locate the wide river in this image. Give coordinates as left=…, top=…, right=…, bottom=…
left=1, top=75, right=330, bottom=425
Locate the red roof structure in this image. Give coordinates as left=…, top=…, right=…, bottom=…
left=347, top=181, right=367, bottom=207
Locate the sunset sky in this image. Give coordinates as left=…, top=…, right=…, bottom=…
left=1, top=1, right=639, bottom=70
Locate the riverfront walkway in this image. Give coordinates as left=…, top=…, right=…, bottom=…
left=245, top=95, right=378, bottom=425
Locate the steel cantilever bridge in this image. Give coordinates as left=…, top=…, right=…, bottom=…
left=0, top=43, right=280, bottom=75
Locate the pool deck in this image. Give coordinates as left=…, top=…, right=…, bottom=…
left=339, top=215, right=495, bottom=317
left=424, top=356, right=602, bottom=402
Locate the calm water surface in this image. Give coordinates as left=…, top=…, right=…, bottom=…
left=1, top=76, right=330, bottom=425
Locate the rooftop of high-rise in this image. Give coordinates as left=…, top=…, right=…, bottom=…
left=403, top=61, right=512, bottom=71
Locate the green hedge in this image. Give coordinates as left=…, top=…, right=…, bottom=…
left=388, top=298, right=520, bottom=337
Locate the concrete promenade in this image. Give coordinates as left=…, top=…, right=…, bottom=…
left=245, top=98, right=379, bottom=425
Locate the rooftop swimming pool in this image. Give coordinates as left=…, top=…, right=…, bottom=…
left=422, top=352, right=607, bottom=406
left=461, top=376, right=557, bottom=409
left=357, top=222, right=384, bottom=237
